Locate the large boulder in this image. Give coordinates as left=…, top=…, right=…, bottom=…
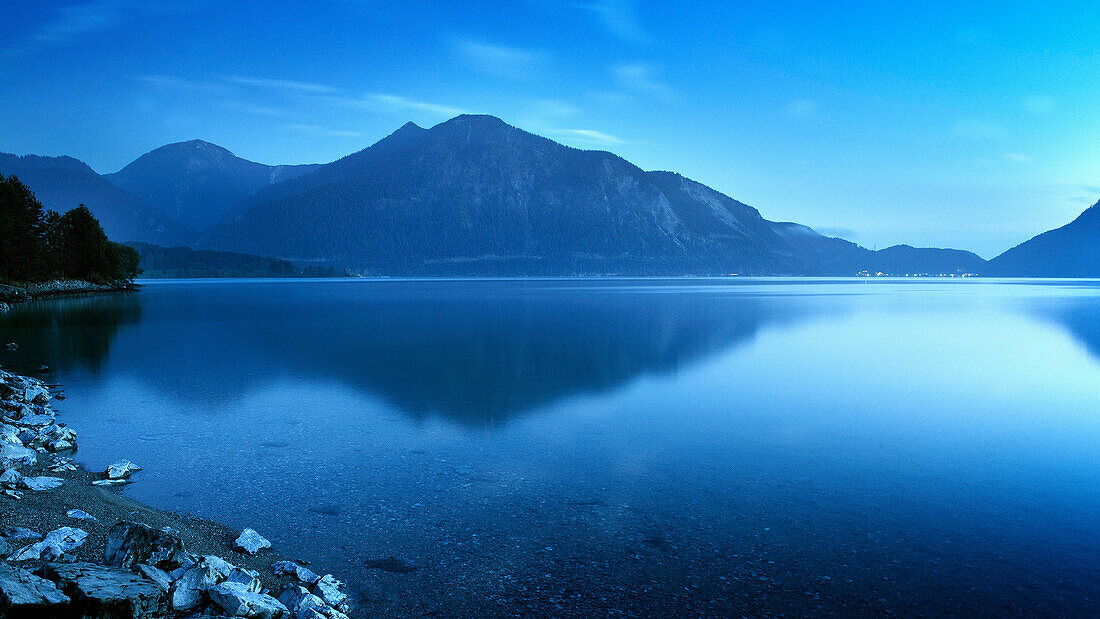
left=311, top=574, right=349, bottom=611
left=104, top=521, right=189, bottom=570
left=168, top=555, right=233, bottom=612
left=0, top=443, right=36, bottom=469
left=8, top=527, right=88, bottom=561
left=105, top=460, right=142, bottom=480
left=0, top=564, right=71, bottom=617
left=19, top=476, right=64, bottom=491
left=233, top=528, right=271, bottom=555
left=38, top=562, right=169, bottom=619
left=205, top=581, right=288, bottom=618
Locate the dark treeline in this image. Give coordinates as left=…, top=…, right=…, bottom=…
left=127, top=242, right=347, bottom=278
left=0, top=174, right=140, bottom=284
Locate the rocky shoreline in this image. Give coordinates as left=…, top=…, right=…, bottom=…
left=0, top=280, right=139, bottom=314
left=0, top=364, right=353, bottom=618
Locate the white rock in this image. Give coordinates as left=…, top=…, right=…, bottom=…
left=8, top=527, right=88, bottom=561
left=0, top=468, right=22, bottom=488
left=311, top=574, right=348, bottom=611
left=66, top=509, right=97, bottom=521
left=0, top=443, right=36, bottom=468
left=233, top=528, right=271, bottom=555
left=272, top=561, right=321, bottom=585
left=19, top=476, right=63, bottom=491
left=134, top=563, right=172, bottom=592
left=105, top=459, right=142, bottom=479
left=92, top=478, right=130, bottom=487
left=206, top=581, right=288, bottom=619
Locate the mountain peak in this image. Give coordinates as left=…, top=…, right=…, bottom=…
left=440, top=114, right=512, bottom=130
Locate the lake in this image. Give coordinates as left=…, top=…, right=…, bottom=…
left=3, top=278, right=1100, bottom=615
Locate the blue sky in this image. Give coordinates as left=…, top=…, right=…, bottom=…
left=2, top=1, right=1099, bottom=257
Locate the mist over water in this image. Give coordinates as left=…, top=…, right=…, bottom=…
left=4, top=278, right=1100, bottom=614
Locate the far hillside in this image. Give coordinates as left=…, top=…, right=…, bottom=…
left=127, top=243, right=347, bottom=278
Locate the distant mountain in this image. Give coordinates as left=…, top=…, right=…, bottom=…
left=106, top=140, right=320, bottom=232
left=126, top=242, right=346, bottom=278
left=195, top=115, right=983, bottom=276
left=0, top=153, right=193, bottom=246
left=985, top=201, right=1100, bottom=277
left=865, top=245, right=986, bottom=276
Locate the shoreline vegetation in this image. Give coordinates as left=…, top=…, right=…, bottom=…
left=0, top=363, right=354, bottom=618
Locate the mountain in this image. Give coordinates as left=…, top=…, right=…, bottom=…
left=864, top=245, right=986, bottom=276
left=106, top=140, right=320, bottom=232
left=984, top=201, right=1100, bottom=277
left=0, top=153, right=193, bottom=246
left=196, top=115, right=981, bottom=275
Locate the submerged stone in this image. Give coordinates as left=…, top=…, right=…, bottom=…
left=364, top=555, right=418, bottom=573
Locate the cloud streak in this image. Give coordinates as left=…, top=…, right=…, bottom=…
left=614, top=63, right=673, bottom=100
left=364, top=94, right=469, bottom=118
left=576, top=0, right=645, bottom=42
left=453, top=40, right=546, bottom=78
left=226, top=76, right=343, bottom=94
left=551, top=128, right=631, bottom=146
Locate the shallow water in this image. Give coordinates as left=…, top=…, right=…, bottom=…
left=3, top=278, right=1100, bottom=615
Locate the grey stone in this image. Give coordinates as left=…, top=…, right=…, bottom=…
left=225, top=567, right=261, bottom=593
left=1, top=527, right=41, bottom=541
left=0, top=443, right=36, bottom=468
left=67, top=508, right=98, bottom=521
left=105, top=459, right=142, bottom=480
left=0, top=563, right=70, bottom=615
left=233, top=528, right=271, bottom=555
left=104, top=521, right=189, bottom=570
left=205, top=581, right=288, bottom=618
left=311, top=574, right=348, bottom=612
left=0, top=468, right=22, bottom=488
left=9, top=413, right=53, bottom=428
left=167, top=555, right=234, bottom=612
left=271, top=561, right=321, bottom=585
left=0, top=538, right=10, bottom=556
left=9, top=527, right=88, bottom=561
left=5, top=343, right=17, bottom=351
left=19, top=475, right=64, bottom=491
left=134, top=564, right=172, bottom=593
left=38, top=562, right=169, bottom=619
left=93, top=478, right=131, bottom=487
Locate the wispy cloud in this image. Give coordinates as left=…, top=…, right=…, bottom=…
left=34, top=1, right=126, bottom=44
left=614, top=63, right=673, bottom=99
left=226, top=76, right=342, bottom=94
left=785, top=99, right=818, bottom=119
left=551, top=128, right=631, bottom=146
left=364, top=94, right=468, bottom=118
left=220, top=102, right=284, bottom=117
left=452, top=40, right=546, bottom=78
left=1022, top=95, right=1056, bottom=115
left=284, top=123, right=362, bottom=138
left=576, top=0, right=645, bottom=42
left=953, top=119, right=1007, bottom=140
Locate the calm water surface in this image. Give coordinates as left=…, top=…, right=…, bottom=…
left=3, top=278, right=1100, bottom=615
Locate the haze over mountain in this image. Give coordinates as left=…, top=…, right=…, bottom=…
left=105, top=140, right=320, bottom=232
left=0, top=152, right=193, bottom=246
left=196, top=115, right=983, bottom=276
left=985, top=201, right=1100, bottom=277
